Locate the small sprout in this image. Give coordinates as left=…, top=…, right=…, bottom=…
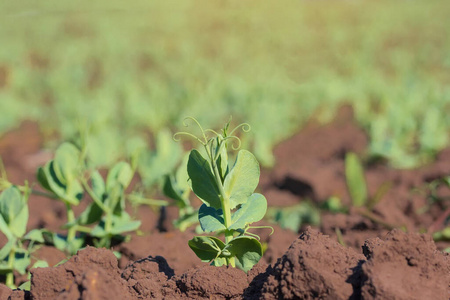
left=175, top=117, right=272, bottom=272
left=0, top=186, right=44, bottom=288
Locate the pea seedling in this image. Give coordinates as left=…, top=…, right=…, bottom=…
left=174, top=118, right=272, bottom=272
left=0, top=186, right=45, bottom=288
left=37, top=142, right=141, bottom=253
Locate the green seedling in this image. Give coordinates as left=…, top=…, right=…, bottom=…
left=37, top=142, right=141, bottom=253
left=323, top=152, right=395, bottom=230
left=163, top=154, right=199, bottom=232
left=420, top=176, right=450, bottom=238
left=266, top=202, right=320, bottom=233
left=78, top=161, right=141, bottom=248
left=174, top=117, right=272, bottom=272
left=37, top=142, right=85, bottom=254
left=345, top=152, right=391, bottom=210
left=0, top=186, right=45, bottom=288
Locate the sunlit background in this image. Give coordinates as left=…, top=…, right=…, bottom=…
left=1, top=0, right=449, bottom=171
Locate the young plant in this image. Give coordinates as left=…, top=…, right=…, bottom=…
left=0, top=186, right=45, bottom=288
left=345, top=152, right=391, bottom=210
left=174, top=118, right=272, bottom=272
left=37, top=142, right=141, bottom=253
left=37, top=142, right=85, bottom=254
left=336, top=152, right=395, bottom=229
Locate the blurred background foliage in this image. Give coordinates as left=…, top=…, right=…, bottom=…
left=0, top=0, right=449, bottom=170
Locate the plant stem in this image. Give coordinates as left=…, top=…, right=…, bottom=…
left=66, top=203, right=76, bottom=244
left=6, top=247, right=15, bottom=288
left=81, top=178, right=109, bottom=212
left=207, top=145, right=235, bottom=267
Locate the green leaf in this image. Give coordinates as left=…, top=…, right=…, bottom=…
left=37, top=167, right=52, bottom=192
left=173, top=211, right=198, bottom=232
left=42, top=161, right=83, bottom=205
left=215, top=137, right=228, bottom=181
left=18, top=281, right=30, bottom=291
left=110, top=214, right=141, bottom=235
left=163, top=174, right=185, bottom=204
left=14, top=249, right=30, bottom=275
left=223, top=150, right=260, bottom=209
left=229, top=193, right=267, bottom=230
left=24, top=229, right=44, bottom=243
left=91, top=170, right=106, bottom=200
left=106, top=162, right=133, bottom=190
left=53, top=143, right=81, bottom=186
left=198, top=204, right=226, bottom=232
left=0, top=240, right=14, bottom=260
left=76, top=202, right=103, bottom=226
left=188, top=236, right=225, bottom=262
left=187, top=150, right=221, bottom=209
left=226, top=236, right=263, bottom=272
left=345, top=152, right=368, bottom=207
left=0, top=187, right=28, bottom=238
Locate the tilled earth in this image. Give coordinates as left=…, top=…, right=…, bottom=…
left=1, top=108, right=450, bottom=299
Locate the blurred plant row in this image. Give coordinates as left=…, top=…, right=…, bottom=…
left=1, top=0, right=450, bottom=169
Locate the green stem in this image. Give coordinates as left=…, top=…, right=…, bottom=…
left=207, top=144, right=235, bottom=267
left=6, top=247, right=15, bottom=288
left=66, top=203, right=76, bottom=243
left=81, top=178, right=109, bottom=213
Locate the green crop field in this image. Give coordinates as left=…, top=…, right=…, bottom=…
left=1, top=0, right=449, bottom=168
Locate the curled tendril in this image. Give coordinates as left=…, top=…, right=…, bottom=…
left=229, top=123, right=251, bottom=137
left=173, top=117, right=209, bottom=145
left=222, top=135, right=242, bottom=151
left=173, top=118, right=251, bottom=153
left=173, top=131, right=206, bottom=146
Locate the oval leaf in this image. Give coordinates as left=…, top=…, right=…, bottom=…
left=345, top=152, right=368, bottom=207
left=107, top=162, right=133, bottom=190
left=226, top=236, right=263, bottom=273
left=187, top=150, right=221, bottom=209
left=0, top=187, right=28, bottom=238
left=188, top=236, right=225, bottom=262
left=198, top=204, right=226, bottom=232
left=223, top=150, right=260, bottom=209
left=229, top=193, right=267, bottom=230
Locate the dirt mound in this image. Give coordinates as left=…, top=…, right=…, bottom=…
left=30, top=246, right=130, bottom=300
left=121, top=256, right=177, bottom=299
left=175, top=265, right=248, bottom=299
left=256, top=227, right=365, bottom=299
left=360, top=229, right=450, bottom=300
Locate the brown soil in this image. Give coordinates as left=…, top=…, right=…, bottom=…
left=1, top=106, right=450, bottom=299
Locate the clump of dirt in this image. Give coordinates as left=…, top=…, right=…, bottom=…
left=30, top=246, right=130, bottom=300
left=256, top=227, right=365, bottom=300
left=360, top=229, right=450, bottom=300
left=121, top=256, right=177, bottom=299
left=175, top=265, right=248, bottom=299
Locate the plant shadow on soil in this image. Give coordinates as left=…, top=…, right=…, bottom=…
left=1, top=107, right=450, bottom=299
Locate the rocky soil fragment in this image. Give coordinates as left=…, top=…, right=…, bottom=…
left=257, top=227, right=365, bottom=299
left=30, top=246, right=131, bottom=300
left=360, top=229, right=450, bottom=300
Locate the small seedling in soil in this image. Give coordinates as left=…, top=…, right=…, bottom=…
left=324, top=152, right=395, bottom=230
left=0, top=186, right=46, bottom=288
left=420, top=176, right=450, bottom=241
left=37, top=142, right=141, bottom=253
left=266, top=202, right=320, bottom=233
left=174, top=117, right=272, bottom=272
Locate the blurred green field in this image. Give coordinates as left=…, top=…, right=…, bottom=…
left=0, top=0, right=449, bottom=169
